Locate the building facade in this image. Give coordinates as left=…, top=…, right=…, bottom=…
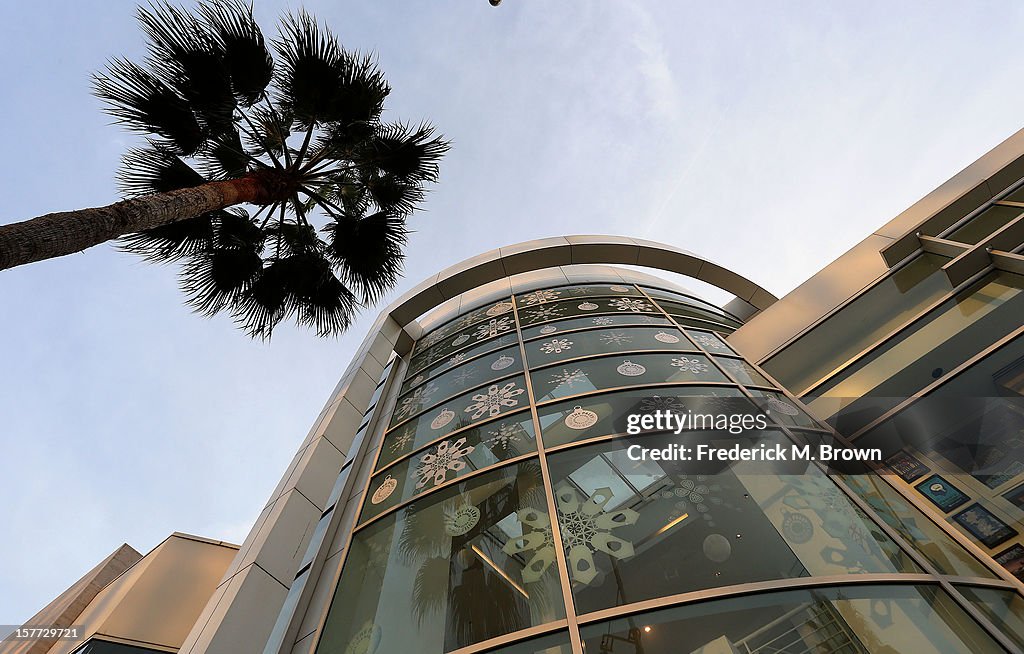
left=8, top=126, right=1024, bottom=654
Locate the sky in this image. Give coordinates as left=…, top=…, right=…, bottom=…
left=3, top=0, right=1024, bottom=622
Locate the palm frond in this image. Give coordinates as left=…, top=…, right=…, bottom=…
left=181, top=243, right=263, bottom=315
left=116, top=145, right=206, bottom=196
left=137, top=2, right=235, bottom=130
left=199, top=0, right=273, bottom=105
left=273, top=11, right=389, bottom=126
left=360, top=122, right=450, bottom=182
left=93, top=58, right=205, bottom=154
left=365, top=173, right=425, bottom=217
left=323, top=212, right=407, bottom=303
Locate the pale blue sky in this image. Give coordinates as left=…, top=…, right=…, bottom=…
left=4, top=0, right=1024, bottom=622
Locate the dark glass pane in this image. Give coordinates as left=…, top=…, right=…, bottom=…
left=957, top=585, right=1024, bottom=651
left=383, top=378, right=530, bottom=465
left=407, top=332, right=519, bottom=380
left=527, top=327, right=698, bottom=368
left=316, top=464, right=565, bottom=654
left=365, top=413, right=538, bottom=520
left=484, top=631, right=573, bottom=654
left=73, top=641, right=165, bottom=654
left=653, top=298, right=743, bottom=328
left=684, top=329, right=735, bottom=355
left=413, top=299, right=515, bottom=357
left=546, top=431, right=917, bottom=614
left=748, top=390, right=824, bottom=430
left=515, top=284, right=640, bottom=307
left=394, top=346, right=523, bottom=424
left=521, top=313, right=671, bottom=340
left=518, top=296, right=659, bottom=326
left=640, top=285, right=744, bottom=321
left=714, top=356, right=773, bottom=387
left=531, top=353, right=728, bottom=404
left=667, top=314, right=736, bottom=334
left=536, top=386, right=749, bottom=448
left=580, top=585, right=1001, bottom=654
left=411, top=314, right=518, bottom=374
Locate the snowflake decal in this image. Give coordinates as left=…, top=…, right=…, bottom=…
left=464, top=381, right=525, bottom=419
left=600, top=330, right=633, bottom=346
left=417, top=329, right=445, bottom=350
left=592, top=317, right=614, bottom=325
left=690, top=332, right=723, bottom=350
left=670, top=356, right=710, bottom=374
left=448, top=352, right=468, bottom=366
left=502, top=485, right=638, bottom=585
left=661, top=475, right=727, bottom=526
left=522, top=304, right=565, bottom=323
left=539, top=338, right=573, bottom=354
left=639, top=395, right=687, bottom=413
left=453, top=367, right=479, bottom=387
left=474, top=317, right=514, bottom=340
left=522, top=289, right=561, bottom=305
left=610, top=298, right=652, bottom=313
left=414, top=437, right=475, bottom=489
left=485, top=422, right=529, bottom=449
left=549, top=368, right=588, bottom=388
left=389, top=427, right=415, bottom=453
left=396, top=382, right=439, bottom=419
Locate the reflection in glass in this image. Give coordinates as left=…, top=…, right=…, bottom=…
left=317, top=464, right=564, bottom=654
left=579, top=585, right=1003, bottom=653
left=521, top=314, right=671, bottom=341
left=957, top=585, right=1024, bottom=651
left=527, top=327, right=698, bottom=368
left=545, top=431, right=917, bottom=614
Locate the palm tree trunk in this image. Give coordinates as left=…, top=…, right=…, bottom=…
left=0, top=175, right=277, bottom=271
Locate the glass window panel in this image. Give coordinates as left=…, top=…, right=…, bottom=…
left=483, top=631, right=573, bottom=654
left=407, top=332, right=519, bottom=381
left=684, top=329, right=735, bottom=355
left=316, top=464, right=565, bottom=654
left=536, top=386, right=749, bottom=448
left=639, top=286, right=744, bottom=320
left=841, top=473, right=996, bottom=578
left=747, top=390, right=823, bottom=430
left=807, top=270, right=1024, bottom=428
left=714, top=356, right=773, bottom=387
left=654, top=298, right=743, bottom=328
left=394, top=346, right=523, bottom=423
left=531, top=353, right=728, bottom=404
left=521, top=313, right=670, bottom=340
left=73, top=642, right=166, bottom=654
left=515, top=284, right=640, bottom=307
left=579, top=585, right=1002, bottom=654
left=413, top=299, right=515, bottom=357
left=947, top=204, right=1024, bottom=245
left=762, top=253, right=953, bottom=394
left=527, top=327, right=698, bottom=368
left=957, top=585, right=1024, bottom=652
left=411, top=314, right=518, bottom=374
left=366, top=413, right=538, bottom=520
left=384, top=377, right=530, bottom=461
left=518, top=296, right=659, bottom=326
left=668, top=314, right=736, bottom=334
left=547, top=431, right=918, bottom=614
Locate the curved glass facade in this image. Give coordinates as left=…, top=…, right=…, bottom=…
left=313, top=278, right=1022, bottom=654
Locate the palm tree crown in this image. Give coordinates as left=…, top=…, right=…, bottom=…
left=93, top=1, right=449, bottom=338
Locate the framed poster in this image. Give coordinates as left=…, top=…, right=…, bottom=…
left=994, top=544, right=1024, bottom=582
left=1002, top=483, right=1024, bottom=512
left=914, top=474, right=969, bottom=513
left=884, top=449, right=929, bottom=482
left=953, top=503, right=1018, bottom=549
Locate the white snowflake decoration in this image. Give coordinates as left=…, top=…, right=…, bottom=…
left=592, top=317, right=614, bottom=326
left=389, top=428, right=415, bottom=453
left=485, top=422, right=527, bottom=449
left=464, top=381, right=525, bottom=419
left=610, top=298, right=652, bottom=313
left=453, top=367, right=479, bottom=387
left=417, top=330, right=445, bottom=350
left=600, top=330, right=633, bottom=346
left=523, top=304, right=565, bottom=323
left=540, top=338, right=573, bottom=354
left=396, top=382, right=439, bottom=418
left=671, top=356, right=710, bottom=375
left=691, top=332, right=723, bottom=350
left=549, top=368, right=588, bottom=388
left=447, top=352, right=468, bottom=366
left=414, top=437, right=475, bottom=489
left=639, top=395, right=687, bottom=413
left=502, top=485, right=638, bottom=585
left=474, top=316, right=514, bottom=340
left=522, top=289, right=561, bottom=305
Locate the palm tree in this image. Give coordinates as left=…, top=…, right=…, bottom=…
left=0, top=0, right=448, bottom=338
